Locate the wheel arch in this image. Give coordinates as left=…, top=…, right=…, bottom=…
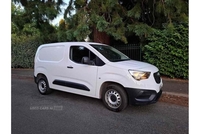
left=99, top=81, right=128, bottom=101
left=35, top=73, right=48, bottom=83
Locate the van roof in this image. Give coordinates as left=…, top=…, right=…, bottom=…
left=41, top=42, right=108, bottom=46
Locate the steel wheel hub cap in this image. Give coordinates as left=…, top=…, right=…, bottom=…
left=39, top=80, right=46, bottom=93
left=105, top=89, right=121, bottom=108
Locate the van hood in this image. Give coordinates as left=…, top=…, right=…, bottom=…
left=108, top=60, right=158, bottom=72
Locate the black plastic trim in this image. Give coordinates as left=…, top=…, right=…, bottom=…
left=124, top=88, right=162, bottom=105
left=53, top=80, right=90, bottom=91
left=153, top=71, right=161, bottom=84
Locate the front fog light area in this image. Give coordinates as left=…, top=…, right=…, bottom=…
left=129, top=70, right=151, bottom=81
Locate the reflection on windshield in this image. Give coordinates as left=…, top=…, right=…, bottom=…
left=91, top=44, right=130, bottom=62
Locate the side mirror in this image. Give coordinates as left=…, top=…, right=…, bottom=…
left=81, top=57, right=95, bottom=65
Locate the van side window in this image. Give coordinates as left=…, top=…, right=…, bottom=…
left=70, top=46, right=105, bottom=66
left=70, top=46, right=89, bottom=63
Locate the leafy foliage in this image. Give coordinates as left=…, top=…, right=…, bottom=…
left=63, top=0, right=128, bottom=43
left=143, top=24, right=188, bottom=79
left=11, top=2, right=59, bottom=68
left=12, top=35, right=41, bottom=68
left=127, top=2, right=141, bottom=19
left=62, top=0, right=188, bottom=44
left=12, top=0, right=64, bottom=42
left=11, top=0, right=189, bottom=80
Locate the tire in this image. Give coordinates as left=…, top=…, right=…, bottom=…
left=37, top=77, right=52, bottom=95
left=102, top=84, right=128, bottom=112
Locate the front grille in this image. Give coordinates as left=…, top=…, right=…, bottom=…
left=153, top=71, right=161, bottom=84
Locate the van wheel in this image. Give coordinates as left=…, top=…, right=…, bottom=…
left=102, top=84, right=128, bottom=112
left=37, top=77, right=52, bottom=95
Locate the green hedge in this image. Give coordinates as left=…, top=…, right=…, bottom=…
left=11, top=35, right=41, bottom=68
left=143, top=24, right=188, bottom=79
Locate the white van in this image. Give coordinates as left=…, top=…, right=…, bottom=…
left=34, top=42, right=163, bottom=112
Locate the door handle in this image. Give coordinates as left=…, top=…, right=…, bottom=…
left=67, top=66, right=73, bottom=69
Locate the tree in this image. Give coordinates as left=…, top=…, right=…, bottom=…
left=12, top=0, right=65, bottom=43
left=63, top=0, right=188, bottom=44
left=12, top=2, right=40, bottom=37
left=57, top=19, right=69, bottom=41
left=11, top=2, right=25, bottom=34
left=64, top=0, right=127, bottom=44
left=11, top=1, right=57, bottom=68
left=12, top=0, right=65, bottom=24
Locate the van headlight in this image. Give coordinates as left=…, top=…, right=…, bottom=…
left=128, top=70, right=151, bottom=81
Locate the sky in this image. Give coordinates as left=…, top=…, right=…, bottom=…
left=51, top=0, right=70, bottom=26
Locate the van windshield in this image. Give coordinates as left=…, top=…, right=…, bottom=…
left=91, top=45, right=130, bottom=62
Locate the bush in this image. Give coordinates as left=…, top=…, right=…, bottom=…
left=143, top=24, right=188, bottom=79
left=11, top=34, right=41, bottom=68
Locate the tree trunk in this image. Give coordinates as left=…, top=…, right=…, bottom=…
left=93, top=27, right=110, bottom=45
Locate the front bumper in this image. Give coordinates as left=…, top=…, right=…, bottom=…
left=125, top=88, right=162, bottom=105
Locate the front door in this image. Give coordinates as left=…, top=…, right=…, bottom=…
left=60, top=45, right=98, bottom=97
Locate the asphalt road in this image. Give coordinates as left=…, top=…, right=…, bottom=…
left=12, top=77, right=188, bottom=134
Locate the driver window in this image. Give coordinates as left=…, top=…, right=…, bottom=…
left=70, top=46, right=96, bottom=65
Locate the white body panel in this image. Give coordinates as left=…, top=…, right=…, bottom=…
left=34, top=42, right=163, bottom=99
